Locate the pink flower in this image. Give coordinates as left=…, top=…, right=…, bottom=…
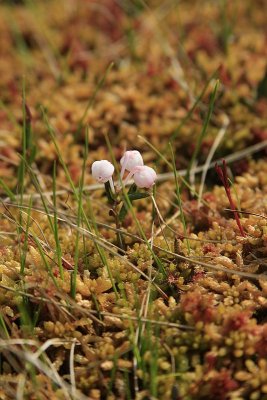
left=133, top=166, right=157, bottom=189
left=120, top=150, right=144, bottom=179
left=91, top=160, right=115, bottom=192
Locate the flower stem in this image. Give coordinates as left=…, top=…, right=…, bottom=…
left=215, top=160, right=246, bottom=237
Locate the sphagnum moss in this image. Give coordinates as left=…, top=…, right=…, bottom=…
left=1, top=0, right=267, bottom=399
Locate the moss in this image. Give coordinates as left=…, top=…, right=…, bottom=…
left=1, top=0, right=267, bottom=398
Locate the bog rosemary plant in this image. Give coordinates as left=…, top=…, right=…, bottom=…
left=91, top=150, right=157, bottom=249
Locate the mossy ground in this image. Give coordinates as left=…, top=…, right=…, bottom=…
left=0, top=1, right=267, bottom=399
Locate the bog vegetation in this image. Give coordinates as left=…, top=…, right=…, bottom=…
left=0, top=1, right=267, bottom=399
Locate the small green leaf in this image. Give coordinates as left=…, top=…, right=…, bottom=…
left=118, top=183, right=137, bottom=221
left=128, top=192, right=150, bottom=201
left=104, top=181, right=116, bottom=204
left=0, top=178, right=16, bottom=201
left=128, top=183, right=138, bottom=194
left=118, top=203, right=128, bottom=222
left=118, top=187, right=150, bottom=222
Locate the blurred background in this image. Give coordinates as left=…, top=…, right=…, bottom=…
left=0, top=0, right=267, bottom=186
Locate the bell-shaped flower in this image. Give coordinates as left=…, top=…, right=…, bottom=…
left=120, top=150, right=144, bottom=179
left=133, top=166, right=157, bottom=188
left=123, top=165, right=157, bottom=189
left=91, top=160, right=115, bottom=192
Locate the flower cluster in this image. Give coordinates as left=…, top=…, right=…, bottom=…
left=91, top=150, right=157, bottom=191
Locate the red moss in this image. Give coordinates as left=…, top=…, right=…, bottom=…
left=251, top=127, right=267, bottom=153
left=201, top=139, right=214, bottom=156
left=254, top=99, right=267, bottom=118
left=223, top=310, right=252, bottom=334
left=205, top=352, right=217, bottom=370
left=53, top=269, right=59, bottom=278
left=208, top=370, right=239, bottom=400
left=69, top=163, right=82, bottom=184
left=190, top=369, right=238, bottom=400
left=146, top=61, right=159, bottom=77
left=185, top=200, right=211, bottom=232
left=192, top=271, right=205, bottom=281
left=165, top=78, right=180, bottom=90
left=203, top=192, right=216, bottom=203
left=218, top=64, right=232, bottom=86
left=255, top=324, right=267, bottom=357
left=180, top=290, right=215, bottom=323
left=232, top=159, right=249, bottom=176
left=202, top=243, right=219, bottom=255
left=90, top=0, right=124, bottom=41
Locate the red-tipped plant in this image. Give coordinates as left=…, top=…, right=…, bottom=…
left=215, top=159, right=246, bottom=237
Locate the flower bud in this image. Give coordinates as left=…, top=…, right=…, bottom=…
left=91, top=160, right=114, bottom=183
left=133, top=166, right=157, bottom=189
left=120, top=150, right=144, bottom=178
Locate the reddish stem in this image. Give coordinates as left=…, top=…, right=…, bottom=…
left=215, top=160, right=246, bottom=237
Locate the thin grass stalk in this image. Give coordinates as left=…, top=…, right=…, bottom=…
left=159, top=69, right=219, bottom=160
left=169, top=143, right=190, bottom=254
left=42, top=112, right=118, bottom=298
left=71, top=131, right=88, bottom=298
left=185, top=79, right=219, bottom=184
left=52, top=161, right=64, bottom=280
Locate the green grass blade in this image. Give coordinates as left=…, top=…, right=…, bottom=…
left=169, top=143, right=190, bottom=254
left=42, top=110, right=118, bottom=298
left=158, top=70, right=218, bottom=161
left=0, top=178, right=16, bottom=201
left=185, top=80, right=219, bottom=183
left=76, top=62, right=114, bottom=136
left=71, top=130, right=88, bottom=298
left=52, top=161, right=64, bottom=280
